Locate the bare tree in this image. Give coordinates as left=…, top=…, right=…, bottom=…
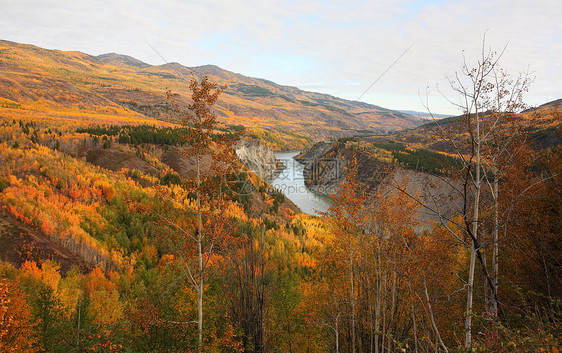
left=396, top=35, right=533, bottom=348
left=443, top=42, right=532, bottom=348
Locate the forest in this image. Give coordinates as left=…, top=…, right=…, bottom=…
left=0, top=55, right=561, bottom=353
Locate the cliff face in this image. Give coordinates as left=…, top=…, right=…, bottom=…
left=144, top=139, right=278, bottom=180
left=298, top=141, right=460, bottom=225
left=297, top=141, right=391, bottom=194
left=235, top=139, right=278, bottom=179
left=295, top=141, right=335, bottom=162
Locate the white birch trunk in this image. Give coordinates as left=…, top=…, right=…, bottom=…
left=465, top=110, right=481, bottom=348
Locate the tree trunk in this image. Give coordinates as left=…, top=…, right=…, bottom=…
left=490, top=173, right=499, bottom=316
left=349, top=239, right=356, bottom=353
left=368, top=290, right=374, bottom=353
left=335, top=317, right=340, bottom=353
left=465, top=110, right=481, bottom=349
left=381, top=271, right=388, bottom=353
left=196, top=154, right=203, bottom=353
left=424, top=277, right=448, bottom=353
left=388, top=264, right=397, bottom=353
left=465, top=244, right=477, bottom=347
left=411, top=297, right=418, bottom=353
left=374, top=240, right=382, bottom=353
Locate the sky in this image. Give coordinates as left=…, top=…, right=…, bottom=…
left=1, top=0, right=560, bottom=115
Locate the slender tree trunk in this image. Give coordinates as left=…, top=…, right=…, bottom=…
left=374, top=240, right=382, bottom=353
left=465, top=194, right=478, bottom=349
left=369, top=290, right=374, bottom=353
left=388, top=266, right=397, bottom=353
left=257, top=227, right=266, bottom=352
left=335, top=317, right=340, bottom=353
left=411, top=297, right=418, bottom=353
left=490, top=173, right=499, bottom=316
left=349, top=238, right=356, bottom=353
left=76, top=298, right=81, bottom=347
left=465, top=111, right=481, bottom=349
left=424, top=277, right=448, bottom=353
left=381, top=271, right=387, bottom=353
left=375, top=277, right=381, bottom=353
left=196, top=154, right=203, bottom=353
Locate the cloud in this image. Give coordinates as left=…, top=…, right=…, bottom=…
left=1, top=0, right=560, bottom=113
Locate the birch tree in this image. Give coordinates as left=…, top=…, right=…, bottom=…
left=418, top=38, right=532, bottom=348
left=166, top=76, right=239, bottom=352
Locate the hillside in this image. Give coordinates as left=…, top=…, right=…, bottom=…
left=0, top=40, right=421, bottom=148
left=0, top=40, right=560, bottom=353
left=296, top=102, right=561, bottom=224
left=364, top=101, right=562, bottom=153
left=300, top=100, right=561, bottom=177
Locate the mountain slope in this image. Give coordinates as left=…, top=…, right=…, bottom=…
left=373, top=101, right=562, bottom=153
left=0, top=40, right=420, bottom=145
left=300, top=101, right=561, bottom=187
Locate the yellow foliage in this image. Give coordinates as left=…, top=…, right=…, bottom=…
left=89, top=289, right=123, bottom=326
left=38, top=260, right=61, bottom=293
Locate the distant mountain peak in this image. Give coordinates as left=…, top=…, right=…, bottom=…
left=96, top=53, right=150, bottom=68
left=540, top=98, right=562, bottom=107
left=193, top=64, right=222, bottom=70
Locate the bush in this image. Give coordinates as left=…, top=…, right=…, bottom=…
left=160, top=172, right=182, bottom=186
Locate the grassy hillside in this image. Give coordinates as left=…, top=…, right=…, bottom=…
left=0, top=40, right=421, bottom=149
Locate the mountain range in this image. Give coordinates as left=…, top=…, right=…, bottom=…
left=0, top=40, right=422, bottom=147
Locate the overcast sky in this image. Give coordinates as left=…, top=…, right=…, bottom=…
left=1, top=0, right=560, bottom=114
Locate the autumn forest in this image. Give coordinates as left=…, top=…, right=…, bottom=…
left=0, top=40, right=560, bottom=353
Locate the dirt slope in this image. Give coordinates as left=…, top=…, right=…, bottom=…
left=0, top=211, right=90, bottom=273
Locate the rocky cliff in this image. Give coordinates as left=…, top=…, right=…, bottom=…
left=235, top=139, right=280, bottom=179
left=157, top=139, right=280, bottom=180
left=297, top=140, right=460, bottom=225
left=297, top=141, right=390, bottom=194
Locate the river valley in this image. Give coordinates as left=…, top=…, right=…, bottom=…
left=268, top=151, right=331, bottom=216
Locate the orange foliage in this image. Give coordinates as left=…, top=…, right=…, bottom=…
left=0, top=277, right=38, bottom=352
left=85, top=267, right=117, bottom=294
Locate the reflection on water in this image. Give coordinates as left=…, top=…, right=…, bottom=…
left=267, top=151, right=331, bottom=216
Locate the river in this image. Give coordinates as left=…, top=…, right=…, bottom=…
left=267, top=151, right=331, bottom=216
